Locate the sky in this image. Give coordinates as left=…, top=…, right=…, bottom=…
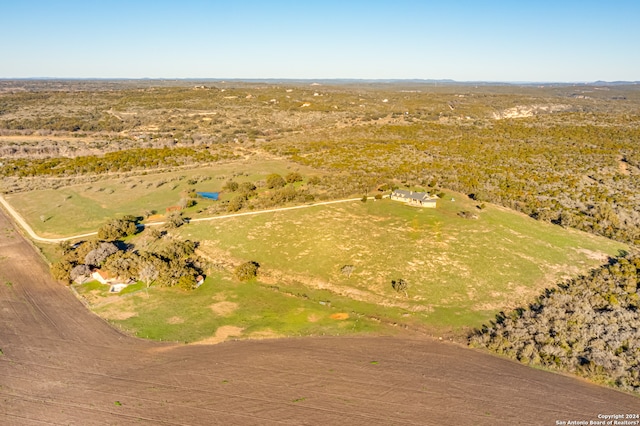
left=1, top=0, right=638, bottom=82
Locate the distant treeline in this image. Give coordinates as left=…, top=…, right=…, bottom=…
left=0, top=147, right=237, bottom=177
left=0, top=113, right=127, bottom=132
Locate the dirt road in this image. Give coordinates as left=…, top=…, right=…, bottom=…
left=0, top=194, right=375, bottom=243
left=0, top=194, right=97, bottom=243
left=0, top=207, right=638, bottom=424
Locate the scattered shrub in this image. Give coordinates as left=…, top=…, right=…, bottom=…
left=223, top=180, right=239, bottom=192
left=235, top=261, right=260, bottom=281
left=391, top=278, right=408, bottom=296
left=266, top=173, right=286, bottom=189
left=285, top=172, right=303, bottom=184
left=227, top=195, right=244, bottom=212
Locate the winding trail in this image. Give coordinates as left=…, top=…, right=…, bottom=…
left=0, top=201, right=638, bottom=424
left=0, top=194, right=375, bottom=243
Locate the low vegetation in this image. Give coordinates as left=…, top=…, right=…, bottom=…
left=0, top=147, right=237, bottom=178
left=87, top=269, right=390, bottom=343
left=62, top=195, right=627, bottom=356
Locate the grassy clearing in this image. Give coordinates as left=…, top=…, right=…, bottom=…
left=5, top=158, right=319, bottom=238
left=178, top=193, right=625, bottom=332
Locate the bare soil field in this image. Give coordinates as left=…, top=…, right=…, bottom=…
left=0, top=209, right=638, bottom=425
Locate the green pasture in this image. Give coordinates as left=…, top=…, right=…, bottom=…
left=84, top=271, right=392, bottom=343
left=5, top=158, right=316, bottom=238
left=176, top=193, right=625, bottom=331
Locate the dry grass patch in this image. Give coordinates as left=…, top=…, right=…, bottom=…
left=191, top=325, right=244, bottom=345
left=100, top=308, right=138, bottom=321
left=330, top=313, right=350, bottom=320
left=210, top=301, right=238, bottom=317
left=196, top=242, right=238, bottom=270
left=248, top=329, right=282, bottom=340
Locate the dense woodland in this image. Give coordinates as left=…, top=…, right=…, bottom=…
left=470, top=255, right=640, bottom=393
left=2, top=80, right=640, bottom=393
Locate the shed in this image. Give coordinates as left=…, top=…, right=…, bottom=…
left=109, top=283, right=129, bottom=293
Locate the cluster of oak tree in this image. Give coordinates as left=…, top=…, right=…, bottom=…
left=52, top=217, right=204, bottom=291
left=219, top=171, right=313, bottom=213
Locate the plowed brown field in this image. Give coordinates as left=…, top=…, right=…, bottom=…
left=0, top=209, right=637, bottom=425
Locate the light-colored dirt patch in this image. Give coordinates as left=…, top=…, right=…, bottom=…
left=191, top=325, right=244, bottom=345
left=196, top=242, right=237, bottom=270
left=80, top=289, right=107, bottom=305
left=210, top=301, right=238, bottom=317
left=166, top=316, right=184, bottom=324
left=540, top=262, right=585, bottom=290
left=618, top=155, right=630, bottom=176
left=574, top=248, right=609, bottom=262
left=330, top=313, right=349, bottom=320
left=472, top=301, right=507, bottom=311
left=307, top=313, right=321, bottom=322
left=492, top=104, right=571, bottom=119
left=99, top=309, right=138, bottom=321
left=212, top=292, right=229, bottom=302
left=466, top=286, right=477, bottom=301
left=473, top=284, right=541, bottom=312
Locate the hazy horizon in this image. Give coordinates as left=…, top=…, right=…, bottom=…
left=2, top=77, right=638, bottom=85
left=2, top=0, right=639, bottom=82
